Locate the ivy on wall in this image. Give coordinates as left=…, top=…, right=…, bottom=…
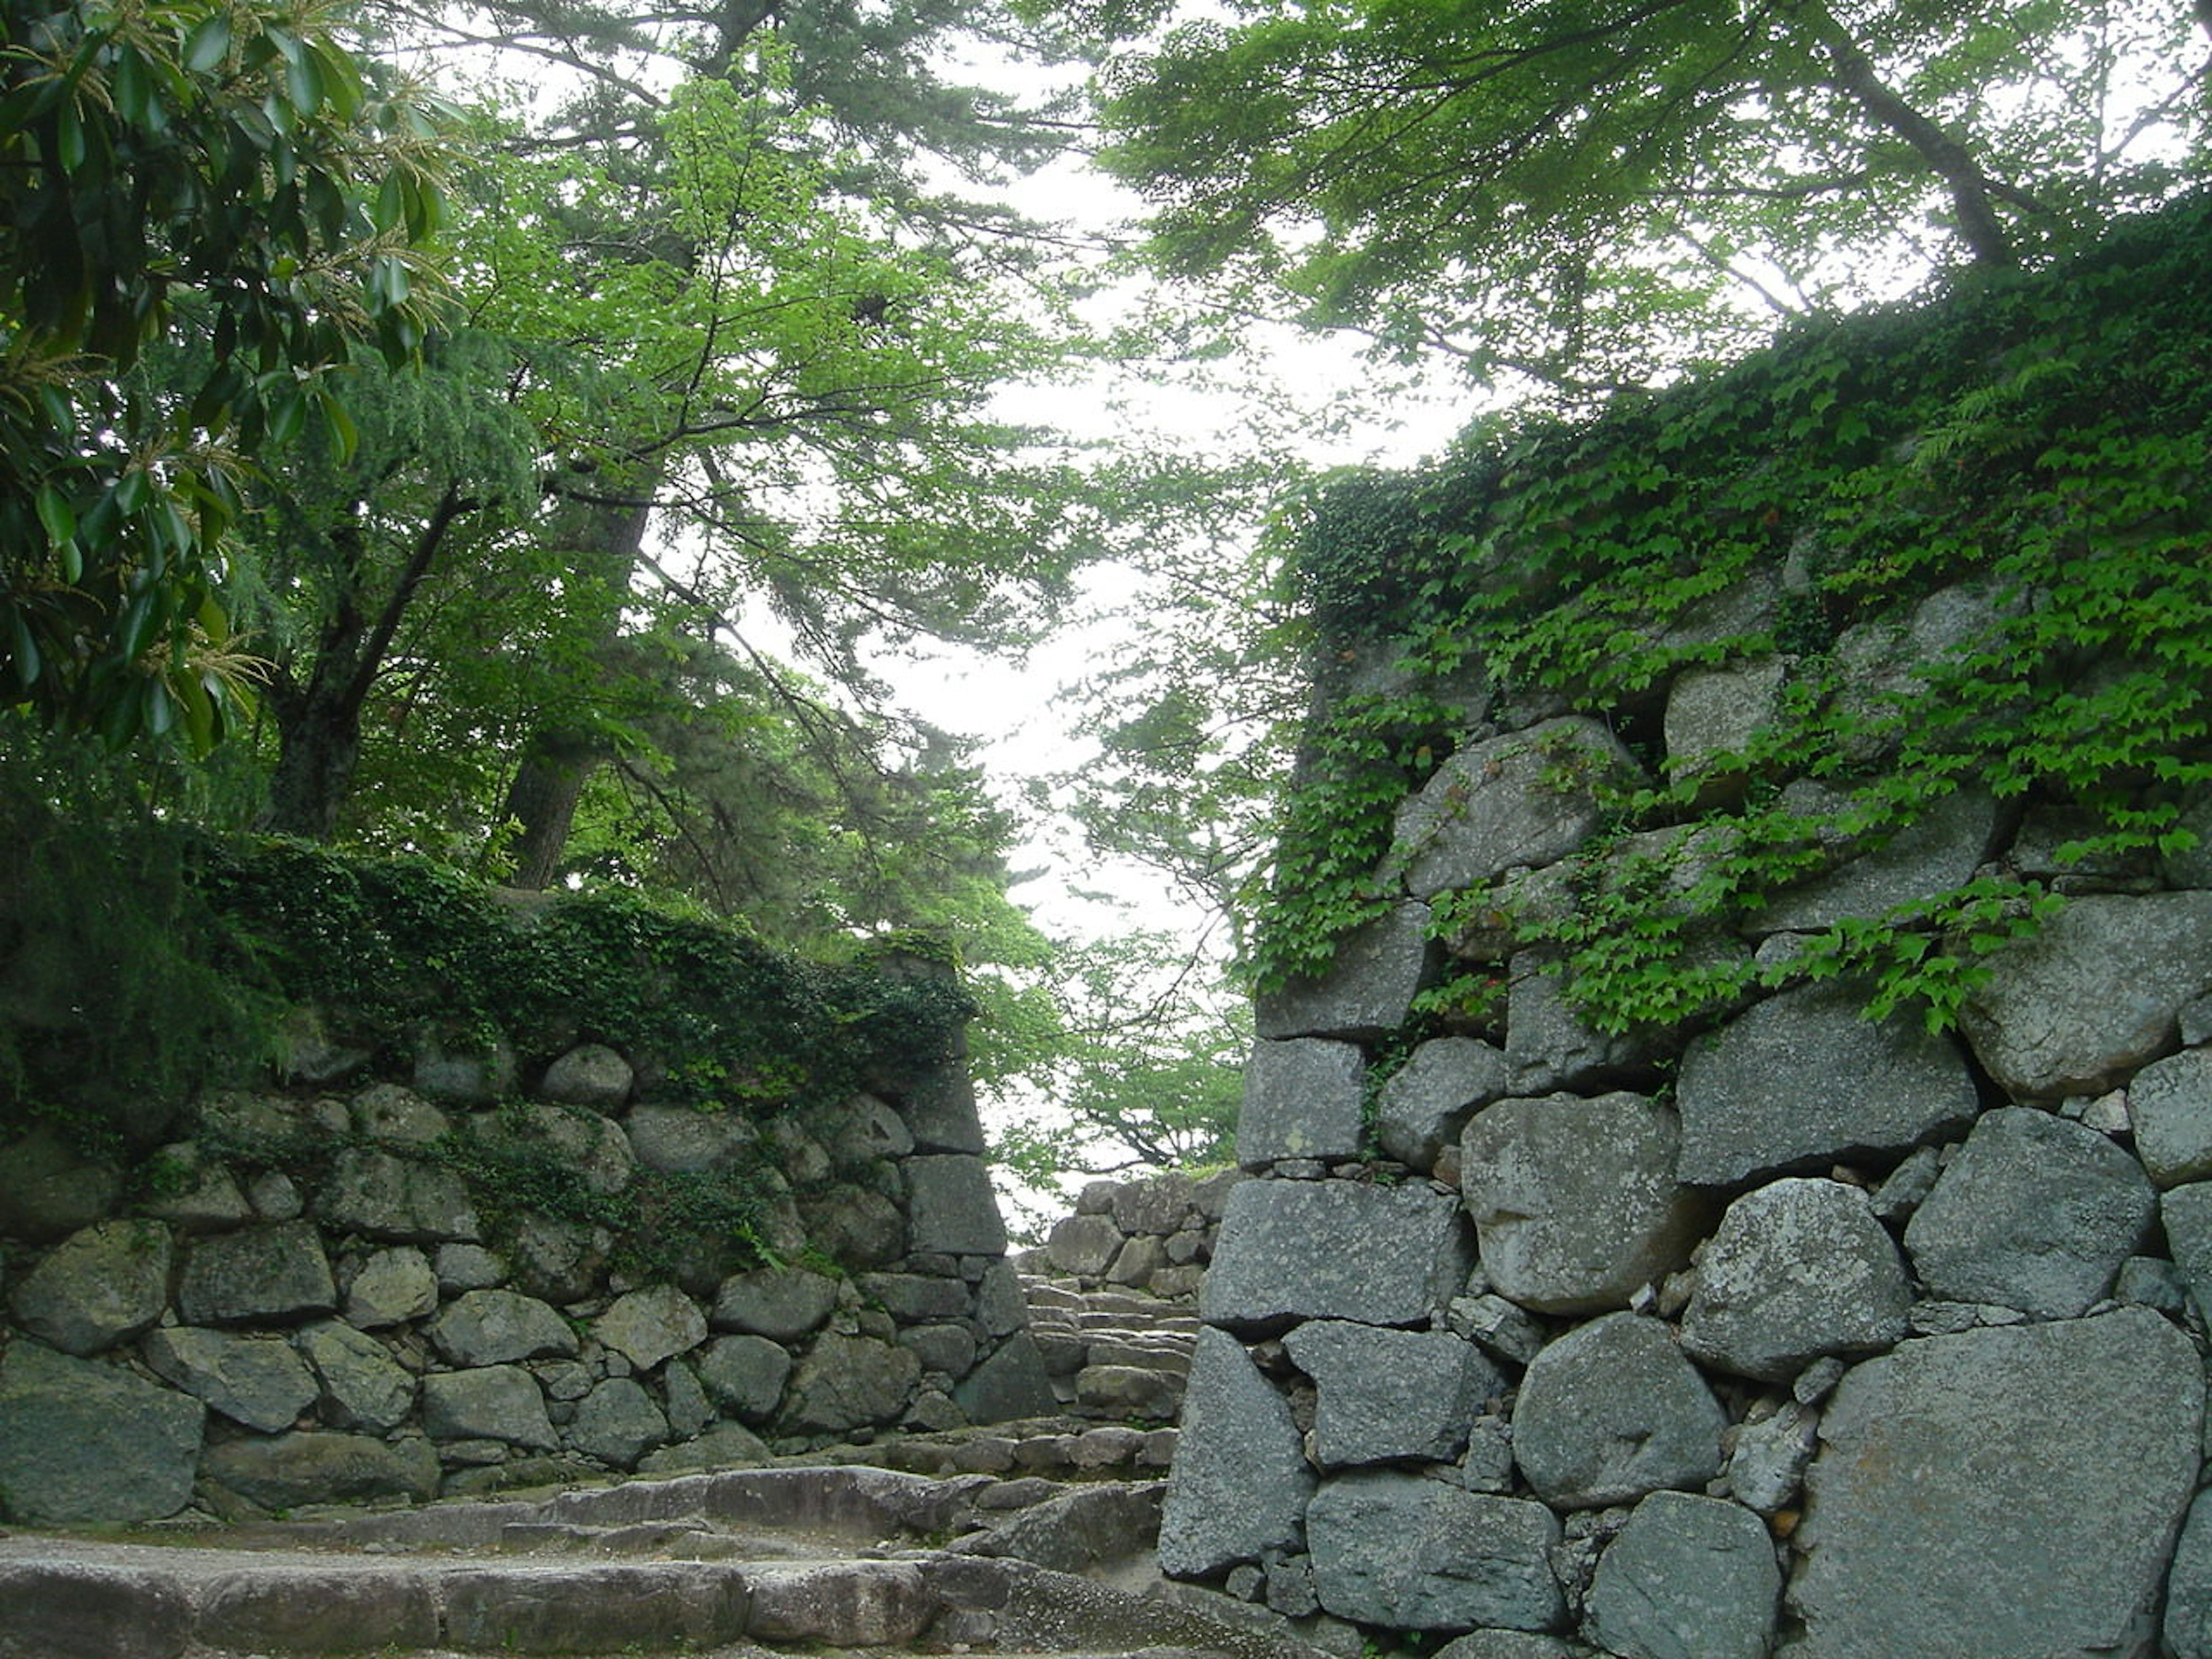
left=1257, top=191, right=2212, bottom=1038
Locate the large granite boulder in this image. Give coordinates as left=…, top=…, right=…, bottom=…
left=1306, top=1471, right=1565, bottom=1633
left=343, top=1244, right=439, bottom=1329
left=1675, top=980, right=1978, bottom=1186
left=1902, top=1107, right=2155, bottom=1319
left=566, top=1377, right=669, bottom=1469
left=176, top=1219, right=337, bottom=1325
left=1237, top=1037, right=1367, bottom=1166
left=1788, top=1308, right=2201, bottom=1659
left=1201, top=1178, right=1471, bottom=1335
left=1959, top=891, right=2212, bottom=1100
left=2128, top=1046, right=2212, bottom=1188
left=1681, top=1178, right=1911, bottom=1381
left=7, top=1218, right=171, bottom=1355
left=1748, top=781, right=1998, bottom=935
left=0, top=1342, right=203, bottom=1522
left=1256, top=902, right=1437, bottom=1040
left=1282, top=1321, right=1503, bottom=1467
left=426, top=1289, right=579, bottom=1366
left=903, top=1154, right=1005, bottom=1255
left=421, top=1366, right=559, bottom=1449
left=1585, top=1490, right=1779, bottom=1659
left=593, top=1285, right=708, bottom=1372
left=0, top=1129, right=122, bottom=1241
left=1374, top=1035, right=1510, bottom=1170
left=317, top=1147, right=483, bottom=1242
left=1461, top=1092, right=1707, bottom=1315
left=296, top=1319, right=417, bottom=1432
left=781, top=1335, right=922, bottom=1433
left=710, top=1267, right=839, bottom=1342
left=952, top=1331, right=1060, bottom=1423
left=200, top=1431, right=438, bottom=1509
left=142, top=1327, right=319, bottom=1433
left=1392, top=717, right=1646, bottom=900
left=696, top=1334, right=793, bottom=1420
left=1158, top=1327, right=1315, bottom=1578
left=539, top=1042, right=635, bottom=1109
left=1512, top=1313, right=1725, bottom=1509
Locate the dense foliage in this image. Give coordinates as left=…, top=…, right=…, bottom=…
left=1255, top=190, right=2212, bottom=1036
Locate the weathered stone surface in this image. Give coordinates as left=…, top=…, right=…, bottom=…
left=624, top=1103, right=757, bottom=1173
left=472, top=1100, right=635, bottom=1197
left=177, top=1219, right=336, bottom=1325
left=1959, top=891, right=2212, bottom=1100
left=0, top=1131, right=122, bottom=1242
left=2166, top=1488, right=2212, bottom=1658
left=318, top=1147, right=483, bottom=1243
left=1585, top=1490, right=1779, bottom=1659
left=1393, top=716, right=1646, bottom=900
left=696, top=1335, right=792, bottom=1420
left=200, top=1430, right=438, bottom=1509
left=1045, top=1212, right=1124, bottom=1277
left=426, top=1288, right=579, bottom=1366
left=351, top=1082, right=450, bottom=1145
left=858, top=1271, right=970, bottom=1323
left=747, top=1560, right=934, bottom=1646
left=1158, top=1327, right=1315, bottom=1578
left=902, top=1155, right=1005, bottom=1255
left=540, top=1041, right=635, bottom=1109
left=1256, top=901, right=1437, bottom=1041
left=900, top=1321, right=978, bottom=1380
left=410, top=1028, right=517, bottom=1104
left=344, top=1244, right=439, bottom=1329
left=0, top=1342, right=202, bottom=1522
left=137, top=1142, right=252, bottom=1229
left=1283, top=1321, right=1503, bottom=1467
left=567, top=1376, right=668, bottom=1469
left=1504, top=952, right=1665, bottom=1094
left=1724, top=1399, right=1819, bottom=1514
left=1461, top=1092, right=1707, bottom=1316
left=797, top=1184, right=904, bottom=1267
left=1681, top=1179, right=1911, bottom=1381
left=8, top=1218, right=171, bottom=1355
left=1238, top=1037, right=1366, bottom=1166
left=953, top=1332, right=1060, bottom=1423
left=1306, top=1471, right=1564, bottom=1633
left=710, top=1267, right=839, bottom=1342
left=2130, top=1046, right=2212, bottom=1188
left=195, top=1567, right=440, bottom=1653
left=439, top=1562, right=749, bottom=1651
left=594, top=1285, right=708, bottom=1372
left=142, top=1325, right=318, bottom=1432
left=1513, top=1313, right=1725, bottom=1510
left=0, top=1561, right=192, bottom=1659
left=975, top=1259, right=1028, bottom=1339
left=1675, top=981, right=1978, bottom=1187
left=1375, top=1036, right=1510, bottom=1171
left=662, top=1357, right=713, bottom=1439
left=1431, top=1634, right=1583, bottom=1659
left=1664, top=658, right=1788, bottom=800
left=1751, top=782, right=1998, bottom=934
left=782, top=1335, right=922, bottom=1433
left=1202, top=1178, right=1471, bottom=1335
left=421, top=1366, right=559, bottom=1449
left=2157, top=1181, right=2212, bottom=1318
left=297, top=1318, right=416, bottom=1432
left=1903, top=1107, right=2154, bottom=1319
left=1072, top=1361, right=1183, bottom=1420
left=502, top=1210, right=611, bottom=1305
left=1790, top=1309, right=2202, bottom=1659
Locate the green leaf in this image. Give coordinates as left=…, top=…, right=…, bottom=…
left=183, top=13, right=232, bottom=73
left=34, top=483, right=76, bottom=548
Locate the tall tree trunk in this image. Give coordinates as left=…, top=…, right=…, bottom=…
left=259, top=485, right=475, bottom=839
left=1806, top=2, right=2021, bottom=266
left=495, top=495, right=654, bottom=889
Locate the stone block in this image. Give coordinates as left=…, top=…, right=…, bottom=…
left=200, top=1430, right=439, bottom=1509
left=1512, top=1313, right=1725, bottom=1510
left=422, top=1366, right=559, bottom=1449
left=1960, top=891, right=2212, bottom=1100
left=427, top=1289, right=579, bottom=1367
left=1585, top=1490, right=1779, bottom=1659
left=7, top=1219, right=171, bottom=1356
left=438, top=1562, right=749, bottom=1651
left=1375, top=1036, right=1509, bottom=1171
left=1256, top=902, right=1437, bottom=1040
left=953, top=1332, right=1060, bottom=1424
left=782, top=1335, right=921, bottom=1433
left=1237, top=1037, right=1366, bottom=1168
left=1675, top=980, right=1978, bottom=1187
left=1158, top=1327, right=1315, bottom=1578
left=593, top=1285, right=708, bottom=1372
left=1682, top=1177, right=1911, bottom=1381
left=1306, top=1471, right=1564, bottom=1632
left=1461, top=1092, right=1707, bottom=1315
left=567, top=1377, right=668, bottom=1469
left=539, top=1042, right=634, bottom=1109
left=0, top=1562, right=191, bottom=1659
left=1749, top=781, right=1998, bottom=934
left=1201, top=1179, right=1471, bottom=1335
left=1044, top=1212, right=1123, bottom=1277
left=177, top=1219, right=338, bottom=1325
left=1789, top=1308, right=2201, bottom=1659
left=1903, top=1107, right=2154, bottom=1319
left=297, top=1319, right=416, bottom=1433
left=2130, top=1046, right=2212, bottom=1188
left=904, top=1155, right=1007, bottom=1256
left=1392, top=717, right=1646, bottom=900
left=710, top=1267, right=838, bottom=1342
left=142, top=1326, right=319, bottom=1433
left=696, top=1335, right=792, bottom=1421
left=0, top=1343, right=202, bottom=1523
left=1283, top=1321, right=1503, bottom=1467
left=317, top=1147, right=483, bottom=1243
left=196, top=1567, right=440, bottom=1653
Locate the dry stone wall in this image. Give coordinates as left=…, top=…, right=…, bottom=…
left=1166, top=590, right=2212, bottom=1657
left=0, top=997, right=1058, bottom=1527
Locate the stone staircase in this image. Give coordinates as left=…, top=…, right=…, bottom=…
left=1021, top=1276, right=1201, bottom=1424
left=0, top=1462, right=1332, bottom=1659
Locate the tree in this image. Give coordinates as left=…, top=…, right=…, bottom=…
left=0, top=0, right=448, bottom=747
left=1063, top=0, right=2210, bottom=395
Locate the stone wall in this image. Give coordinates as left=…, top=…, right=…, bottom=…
left=0, top=1016, right=1056, bottom=1526
left=1022, top=1166, right=1247, bottom=1301
left=1164, top=586, right=2212, bottom=1656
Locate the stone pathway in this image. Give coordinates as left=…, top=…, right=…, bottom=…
left=0, top=1277, right=1304, bottom=1659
